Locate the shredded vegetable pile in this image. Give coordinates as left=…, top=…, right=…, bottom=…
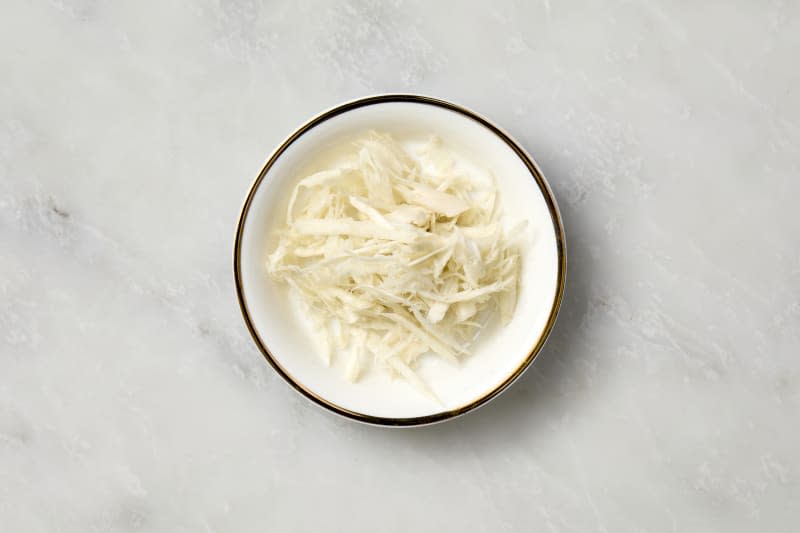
left=267, top=132, right=522, bottom=399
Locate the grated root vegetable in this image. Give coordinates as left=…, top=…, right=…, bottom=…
left=266, top=132, right=523, bottom=399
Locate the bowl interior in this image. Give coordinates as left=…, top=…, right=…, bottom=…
left=237, top=98, right=562, bottom=423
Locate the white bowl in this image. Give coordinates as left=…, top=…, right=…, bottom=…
left=234, top=95, right=566, bottom=426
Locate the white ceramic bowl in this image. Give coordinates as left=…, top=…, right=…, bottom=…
left=234, top=95, right=565, bottom=426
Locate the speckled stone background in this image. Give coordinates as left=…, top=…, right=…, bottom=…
left=1, top=1, right=798, bottom=531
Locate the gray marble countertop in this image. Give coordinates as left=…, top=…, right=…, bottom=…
left=2, top=1, right=798, bottom=531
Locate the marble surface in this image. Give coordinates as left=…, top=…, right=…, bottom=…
left=1, top=0, right=799, bottom=531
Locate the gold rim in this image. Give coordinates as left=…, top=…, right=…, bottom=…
left=233, top=94, right=567, bottom=427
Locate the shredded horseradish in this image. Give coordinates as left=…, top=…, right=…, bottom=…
left=266, top=132, right=522, bottom=399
